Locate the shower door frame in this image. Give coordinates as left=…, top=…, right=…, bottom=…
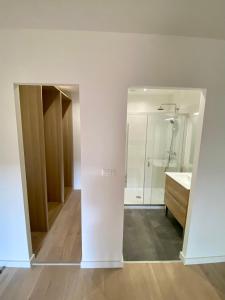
left=125, top=113, right=148, bottom=204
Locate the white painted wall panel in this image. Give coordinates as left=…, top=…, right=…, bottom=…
left=0, top=30, right=224, bottom=265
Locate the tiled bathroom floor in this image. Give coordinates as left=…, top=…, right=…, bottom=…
left=123, top=208, right=183, bottom=261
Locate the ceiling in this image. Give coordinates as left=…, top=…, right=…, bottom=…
left=127, top=88, right=201, bottom=113
left=0, top=0, right=225, bottom=40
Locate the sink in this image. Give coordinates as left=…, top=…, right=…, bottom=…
left=165, top=172, right=192, bottom=190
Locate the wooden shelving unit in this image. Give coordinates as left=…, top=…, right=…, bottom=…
left=19, top=85, right=48, bottom=232
left=42, top=86, right=64, bottom=204
left=19, top=85, right=74, bottom=255
left=61, top=93, right=74, bottom=201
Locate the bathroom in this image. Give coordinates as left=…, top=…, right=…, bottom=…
left=123, top=88, right=201, bottom=261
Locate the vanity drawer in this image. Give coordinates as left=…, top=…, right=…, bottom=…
left=165, top=176, right=189, bottom=208
left=165, top=191, right=187, bottom=227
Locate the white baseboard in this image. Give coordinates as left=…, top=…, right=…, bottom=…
left=30, top=253, right=35, bottom=263
left=81, top=260, right=123, bottom=269
left=180, top=251, right=225, bottom=265
left=32, top=262, right=80, bottom=266
left=0, top=255, right=34, bottom=268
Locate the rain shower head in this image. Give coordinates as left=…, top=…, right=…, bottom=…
left=157, top=105, right=164, bottom=111
left=157, top=103, right=178, bottom=113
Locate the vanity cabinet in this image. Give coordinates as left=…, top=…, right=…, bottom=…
left=164, top=175, right=190, bottom=228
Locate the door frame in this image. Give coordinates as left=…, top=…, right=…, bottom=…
left=123, top=86, right=207, bottom=263
left=14, top=82, right=81, bottom=266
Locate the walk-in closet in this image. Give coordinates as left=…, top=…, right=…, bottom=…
left=19, top=85, right=74, bottom=254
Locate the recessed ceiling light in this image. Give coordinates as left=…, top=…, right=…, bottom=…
left=143, top=88, right=147, bottom=92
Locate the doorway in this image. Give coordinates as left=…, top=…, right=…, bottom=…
left=15, top=84, right=82, bottom=264
left=123, top=87, right=204, bottom=261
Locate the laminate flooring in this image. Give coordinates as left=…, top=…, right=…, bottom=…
left=33, top=190, right=81, bottom=263
left=0, top=262, right=225, bottom=300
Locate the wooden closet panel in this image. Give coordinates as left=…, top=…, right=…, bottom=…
left=62, top=95, right=73, bottom=189
left=42, top=86, right=64, bottom=203
left=19, top=85, right=48, bottom=232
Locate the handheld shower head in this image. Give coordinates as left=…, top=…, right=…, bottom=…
left=165, top=117, right=174, bottom=123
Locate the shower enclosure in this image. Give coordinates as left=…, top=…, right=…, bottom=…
left=124, top=113, right=186, bottom=205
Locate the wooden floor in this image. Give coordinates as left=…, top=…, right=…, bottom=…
left=48, top=202, right=63, bottom=228
left=0, top=262, right=225, bottom=299
left=33, top=190, right=81, bottom=263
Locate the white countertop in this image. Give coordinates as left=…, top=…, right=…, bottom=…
left=165, top=172, right=192, bottom=190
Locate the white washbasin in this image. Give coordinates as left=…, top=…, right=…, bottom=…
left=165, top=172, right=192, bottom=190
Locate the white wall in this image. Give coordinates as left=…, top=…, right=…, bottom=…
left=0, top=30, right=225, bottom=267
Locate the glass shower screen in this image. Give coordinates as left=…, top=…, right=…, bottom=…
left=124, top=113, right=185, bottom=205
left=125, top=114, right=147, bottom=204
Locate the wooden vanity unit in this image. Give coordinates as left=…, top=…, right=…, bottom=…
left=164, top=173, right=191, bottom=228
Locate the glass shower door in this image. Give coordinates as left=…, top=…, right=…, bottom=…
left=144, top=114, right=186, bottom=205
left=144, top=114, right=172, bottom=204
left=124, top=114, right=147, bottom=205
